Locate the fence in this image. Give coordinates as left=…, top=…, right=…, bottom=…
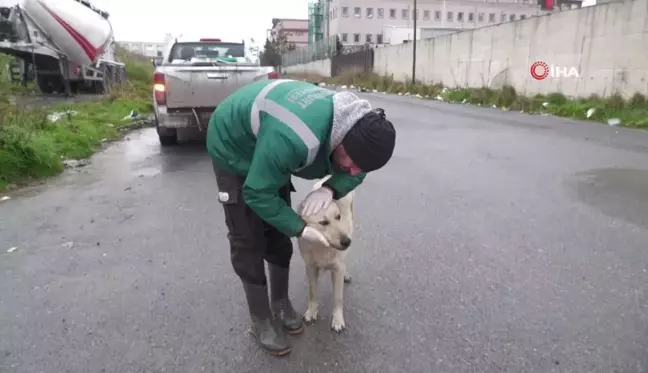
left=331, top=47, right=374, bottom=77
left=281, top=36, right=337, bottom=67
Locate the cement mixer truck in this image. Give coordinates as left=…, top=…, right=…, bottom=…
left=0, top=0, right=126, bottom=95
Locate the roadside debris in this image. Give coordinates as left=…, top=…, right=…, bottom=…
left=607, top=118, right=621, bottom=127
left=586, top=108, right=596, bottom=118
left=62, top=242, right=74, bottom=249
left=6, top=247, right=17, bottom=253
left=123, top=110, right=138, bottom=121
left=1, top=196, right=9, bottom=202
left=47, top=110, right=77, bottom=122
left=63, top=158, right=90, bottom=169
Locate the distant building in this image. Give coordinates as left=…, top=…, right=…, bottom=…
left=268, top=18, right=309, bottom=48
left=321, top=0, right=582, bottom=46
left=117, top=41, right=167, bottom=58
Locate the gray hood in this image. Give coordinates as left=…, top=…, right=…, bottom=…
left=329, top=91, right=372, bottom=152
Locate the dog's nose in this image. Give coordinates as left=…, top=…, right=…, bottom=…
left=340, top=236, right=351, bottom=248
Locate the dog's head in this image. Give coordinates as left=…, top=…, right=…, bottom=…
left=299, top=199, right=352, bottom=251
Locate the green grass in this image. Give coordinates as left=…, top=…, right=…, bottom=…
left=0, top=48, right=154, bottom=191
left=288, top=71, right=648, bottom=130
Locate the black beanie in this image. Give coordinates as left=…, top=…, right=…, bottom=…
left=341, top=108, right=396, bottom=172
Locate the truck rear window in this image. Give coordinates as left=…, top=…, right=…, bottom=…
left=168, top=42, right=245, bottom=62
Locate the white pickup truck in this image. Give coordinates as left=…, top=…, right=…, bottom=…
left=152, top=37, right=279, bottom=146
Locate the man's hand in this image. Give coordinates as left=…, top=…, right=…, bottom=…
left=300, top=226, right=331, bottom=247
left=301, top=186, right=334, bottom=216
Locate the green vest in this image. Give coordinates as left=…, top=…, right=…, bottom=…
left=206, top=79, right=365, bottom=237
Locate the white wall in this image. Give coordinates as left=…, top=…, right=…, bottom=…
left=283, top=59, right=332, bottom=77
left=281, top=0, right=648, bottom=98
left=373, top=0, right=648, bottom=98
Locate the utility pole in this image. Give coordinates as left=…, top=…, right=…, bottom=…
left=412, top=0, right=417, bottom=83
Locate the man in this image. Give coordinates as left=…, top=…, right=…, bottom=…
left=206, top=78, right=396, bottom=356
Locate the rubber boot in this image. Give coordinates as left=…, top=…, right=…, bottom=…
left=242, top=282, right=292, bottom=356
left=268, top=263, right=304, bottom=335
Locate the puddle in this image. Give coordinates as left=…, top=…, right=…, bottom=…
left=564, top=168, right=648, bottom=227
left=134, top=167, right=162, bottom=178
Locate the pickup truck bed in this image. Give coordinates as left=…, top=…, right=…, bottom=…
left=152, top=39, right=278, bottom=145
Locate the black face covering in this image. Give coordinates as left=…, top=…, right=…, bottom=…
left=341, top=108, right=396, bottom=172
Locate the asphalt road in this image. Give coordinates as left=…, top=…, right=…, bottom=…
left=2, top=91, right=648, bottom=373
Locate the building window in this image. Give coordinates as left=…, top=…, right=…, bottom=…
left=389, top=8, right=396, bottom=18
left=520, top=14, right=526, bottom=19
left=447, top=11, right=453, bottom=21
left=489, top=13, right=495, bottom=22
left=423, top=10, right=430, bottom=20
left=377, top=34, right=383, bottom=44
left=468, top=12, right=474, bottom=22
left=366, top=7, right=373, bottom=18
left=366, top=34, right=372, bottom=43
left=342, top=7, right=348, bottom=16
left=500, top=13, right=506, bottom=22
left=341, top=33, right=348, bottom=42
left=402, top=9, right=408, bottom=19
left=435, top=11, right=441, bottom=20
left=457, top=12, right=464, bottom=21
left=354, top=7, right=361, bottom=17
left=378, top=8, right=384, bottom=18
left=353, top=33, right=360, bottom=43
left=478, top=13, right=484, bottom=22
left=509, top=14, right=515, bottom=21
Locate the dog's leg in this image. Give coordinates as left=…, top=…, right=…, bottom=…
left=303, top=265, right=320, bottom=324
left=330, top=267, right=346, bottom=332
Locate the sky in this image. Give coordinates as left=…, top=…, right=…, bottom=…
left=87, top=0, right=309, bottom=46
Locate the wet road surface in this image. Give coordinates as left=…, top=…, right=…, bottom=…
left=2, top=92, right=648, bottom=373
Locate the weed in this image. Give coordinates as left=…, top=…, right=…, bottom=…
left=286, top=71, right=648, bottom=133
left=0, top=49, right=154, bottom=191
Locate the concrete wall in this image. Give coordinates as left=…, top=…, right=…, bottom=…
left=282, top=59, right=332, bottom=77
left=373, top=0, right=648, bottom=98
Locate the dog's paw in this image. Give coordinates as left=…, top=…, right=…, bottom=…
left=331, top=311, right=345, bottom=333
left=343, top=274, right=352, bottom=283
left=303, top=307, right=319, bottom=324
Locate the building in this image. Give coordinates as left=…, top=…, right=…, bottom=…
left=118, top=41, right=167, bottom=57
left=326, top=0, right=579, bottom=46
left=117, top=34, right=173, bottom=58
left=268, top=18, right=309, bottom=48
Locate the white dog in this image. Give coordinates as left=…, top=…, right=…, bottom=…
left=296, top=175, right=355, bottom=333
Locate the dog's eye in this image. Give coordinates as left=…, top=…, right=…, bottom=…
left=335, top=214, right=341, bottom=220
left=319, top=220, right=329, bottom=226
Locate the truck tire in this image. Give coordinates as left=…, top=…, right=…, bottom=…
left=99, top=65, right=113, bottom=94
left=36, top=75, right=64, bottom=94
left=158, top=133, right=178, bottom=146
left=155, top=116, right=178, bottom=146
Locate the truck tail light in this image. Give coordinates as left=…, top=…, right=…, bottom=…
left=267, top=71, right=279, bottom=79
left=153, top=72, right=166, bottom=105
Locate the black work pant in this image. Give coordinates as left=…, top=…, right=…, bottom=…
left=212, top=161, right=294, bottom=286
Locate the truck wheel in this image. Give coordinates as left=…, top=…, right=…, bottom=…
left=36, top=75, right=55, bottom=94
left=158, top=133, right=178, bottom=146
left=155, top=117, right=178, bottom=146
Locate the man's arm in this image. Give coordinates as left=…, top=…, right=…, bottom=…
left=322, top=170, right=367, bottom=199
left=242, top=133, right=307, bottom=238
